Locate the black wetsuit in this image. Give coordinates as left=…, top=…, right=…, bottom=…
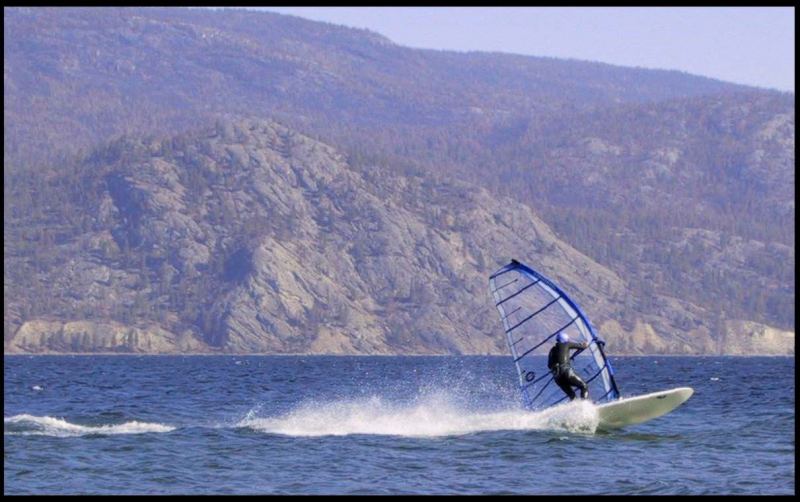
left=548, top=341, right=589, bottom=400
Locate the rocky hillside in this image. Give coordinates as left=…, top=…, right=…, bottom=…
left=3, top=7, right=794, bottom=354
left=3, top=119, right=791, bottom=355
left=463, top=91, right=795, bottom=331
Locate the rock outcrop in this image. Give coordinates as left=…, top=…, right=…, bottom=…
left=723, top=320, right=795, bottom=355
left=7, top=320, right=207, bottom=354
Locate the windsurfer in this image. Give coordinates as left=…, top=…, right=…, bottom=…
left=547, top=333, right=590, bottom=400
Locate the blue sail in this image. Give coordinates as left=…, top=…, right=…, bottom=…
left=489, top=259, right=620, bottom=409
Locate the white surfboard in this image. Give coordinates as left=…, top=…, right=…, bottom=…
left=596, top=387, right=694, bottom=430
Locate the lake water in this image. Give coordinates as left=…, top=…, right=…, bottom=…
left=3, top=355, right=795, bottom=494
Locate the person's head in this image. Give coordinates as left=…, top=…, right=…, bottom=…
left=556, top=332, right=569, bottom=344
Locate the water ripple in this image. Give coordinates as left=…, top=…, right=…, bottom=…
left=4, top=355, right=795, bottom=495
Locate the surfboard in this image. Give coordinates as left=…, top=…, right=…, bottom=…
left=596, top=387, right=694, bottom=430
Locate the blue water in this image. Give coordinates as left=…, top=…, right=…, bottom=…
left=3, top=355, right=795, bottom=495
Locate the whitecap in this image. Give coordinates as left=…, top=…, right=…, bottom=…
left=4, top=414, right=175, bottom=437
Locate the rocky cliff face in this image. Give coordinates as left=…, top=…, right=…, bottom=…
left=9, top=320, right=204, bottom=354
left=4, top=119, right=793, bottom=354
left=722, top=320, right=795, bottom=356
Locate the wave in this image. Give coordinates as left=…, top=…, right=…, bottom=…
left=5, top=392, right=600, bottom=439
left=238, top=393, right=599, bottom=438
left=4, top=414, right=175, bottom=437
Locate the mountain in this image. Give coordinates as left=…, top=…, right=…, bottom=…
left=2, top=118, right=622, bottom=354
left=4, top=6, right=754, bottom=169
left=3, top=7, right=794, bottom=354
left=4, top=119, right=792, bottom=355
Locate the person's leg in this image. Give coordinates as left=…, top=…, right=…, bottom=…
left=554, top=373, right=577, bottom=400
left=565, top=369, right=589, bottom=399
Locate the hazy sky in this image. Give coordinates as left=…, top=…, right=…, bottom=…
left=244, top=7, right=794, bottom=92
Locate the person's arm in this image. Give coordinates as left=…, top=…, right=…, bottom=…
left=568, top=341, right=589, bottom=350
